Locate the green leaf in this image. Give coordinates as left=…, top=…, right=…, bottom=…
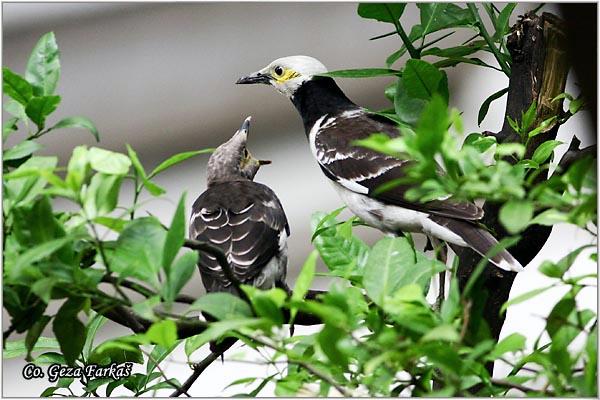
left=53, top=298, right=87, bottom=365
left=83, top=314, right=106, bottom=360
left=4, top=156, right=57, bottom=207
left=521, top=100, right=537, bottom=132
left=528, top=116, right=557, bottom=138
left=3, top=67, right=34, bottom=105
left=93, top=216, right=127, bottom=232
left=493, top=3, right=516, bottom=41
left=495, top=142, right=525, bottom=158
left=441, top=276, right=460, bottom=323
left=148, top=149, right=213, bottom=179
left=421, top=44, right=483, bottom=58
left=163, top=193, right=186, bottom=272
left=357, top=3, right=406, bottom=23
left=499, top=199, right=534, bottom=234
left=25, top=315, right=51, bottom=361
left=318, top=325, right=348, bottom=367
left=418, top=3, right=475, bottom=37
left=3, top=337, right=60, bottom=358
left=311, top=212, right=369, bottom=277
left=3, top=140, right=42, bottom=161
left=88, top=147, right=131, bottom=175
left=90, top=339, right=144, bottom=365
left=241, top=286, right=287, bottom=325
left=386, top=48, right=408, bottom=68
left=539, top=246, right=590, bottom=279
left=9, top=236, right=73, bottom=281
left=363, top=236, right=416, bottom=306
left=25, top=32, right=61, bottom=96
left=478, top=87, right=508, bottom=126
left=83, top=173, right=123, bottom=217
left=318, top=68, right=400, bottom=78
left=127, top=144, right=166, bottom=196
left=185, top=318, right=263, bottom=357
left=65, top=145, right=89, bottom=191
left=25, top=95, right=61, bottom=130
left=415, top=94, right=448, bottom=158
left=422, top=324, right=460, bottom=342
left=3, top=116, right=19, bottom=140
left=487, top=333, right=526, bottom=360
left=532, top=140, right=562, bottom=164
left=402, top=59, right=443, bottom=99
left=146, top=320, right=178, bottom=348
left=189, top=292, right=253, bottom=320
left=290, top=250, right=318, bottom=322
left=394, top=78, right=427, bottom=125
left=311, top=206, right=346, bottom=241
left=5, top=99, right=28, bottom=122
left=110, top=217, right=166, bottom=288
left=292, top=250, right=317, bottom=303
left=164, top=251, right=198, bottom=304
left=500, top=285, right=554, bottom=314
left=50, top=116, right=99, bottom=142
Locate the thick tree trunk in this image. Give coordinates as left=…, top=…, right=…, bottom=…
left=455, top=11, right=569, bottom=349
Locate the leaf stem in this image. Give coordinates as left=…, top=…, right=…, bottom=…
left=385, top=5, right=420, bottom=59
left=467, top=3, right=511, bottom=76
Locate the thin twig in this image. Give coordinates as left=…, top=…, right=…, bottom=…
left=239, top=333, right=354, bottom=397
left=86, top=217, right=130, bottom=303
left=140, top=348, right=188, bottom=396
left=170, top=342, right=234, bottom=397
left=491, top=378, right=553, bottom=395
left=101, top=276, right=196, bottom=304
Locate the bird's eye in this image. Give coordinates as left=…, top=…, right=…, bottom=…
left=243, top=148, right=249, bottom=158
left=274, top=66, right=284, bottom=76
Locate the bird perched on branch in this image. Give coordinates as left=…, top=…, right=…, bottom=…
left=190, top=117, right=290, bottom=296
left=237, top=56, right=522, bottom=272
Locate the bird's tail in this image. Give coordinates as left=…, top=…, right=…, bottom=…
left=429, top=216, right=524, bottom=272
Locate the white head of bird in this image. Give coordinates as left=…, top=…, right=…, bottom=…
left=206, top=116, right=271, bottom=186
left=236, top=56, right=327, bottom=97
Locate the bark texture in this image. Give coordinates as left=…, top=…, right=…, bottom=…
left=455, top=11, right=570, bottom=345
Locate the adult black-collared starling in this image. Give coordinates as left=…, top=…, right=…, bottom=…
left=237, top=56, right=522, bottom=272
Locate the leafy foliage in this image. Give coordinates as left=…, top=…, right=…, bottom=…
left=3, top=4, right=597, bottom=397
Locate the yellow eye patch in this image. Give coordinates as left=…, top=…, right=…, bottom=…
left=272, top=68, right=301, bottom=83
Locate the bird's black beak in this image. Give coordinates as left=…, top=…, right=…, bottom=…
left=236, top=72, right=271, bottom=85
left=258, top=159, right=272, bottom=165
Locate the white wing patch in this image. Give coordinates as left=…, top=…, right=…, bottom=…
left=340, top=108, right=365, bottom=118
left=308, top=115, right=328, bottom=160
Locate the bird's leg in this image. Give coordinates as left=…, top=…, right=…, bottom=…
left=429, top=237, right=448, bottom=311
left=277, top=280, right=295, bottom=337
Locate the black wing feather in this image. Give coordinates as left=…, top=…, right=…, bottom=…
left=315, top=112, right=483, bottom=220
left=190, top=180, right=288, bottom=289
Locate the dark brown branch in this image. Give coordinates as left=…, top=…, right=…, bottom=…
left=170, top=340, right=235, bottom=397
left=556, top=137, right=597, bottom=171
left=101, top=276, right=196, bottom=304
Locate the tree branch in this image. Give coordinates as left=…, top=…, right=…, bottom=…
left=170, top=340, right=235, bottom=397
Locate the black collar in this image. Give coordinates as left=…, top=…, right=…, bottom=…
left=291, top=77, right=357, bottom=135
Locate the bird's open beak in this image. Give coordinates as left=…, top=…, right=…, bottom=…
left=236, top=71, right=271, bottom=85
left=258, top=159, right=272, bottom=165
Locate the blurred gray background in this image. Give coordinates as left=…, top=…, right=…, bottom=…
left=2, top=2, right=596, bottom=397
